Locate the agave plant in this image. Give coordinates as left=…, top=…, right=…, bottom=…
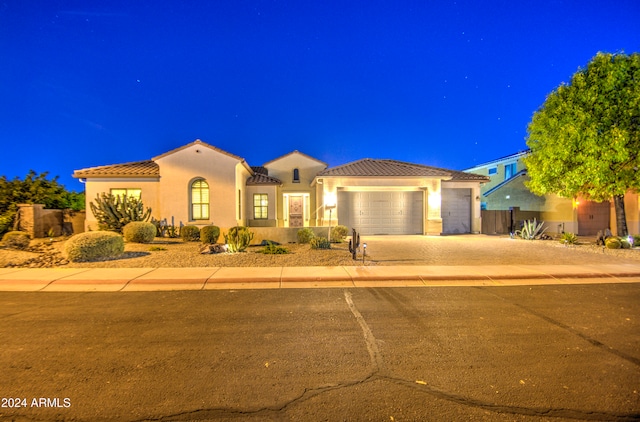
left=515, top=218, right=547, bottom=240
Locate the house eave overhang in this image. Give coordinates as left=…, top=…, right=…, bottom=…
left=484, top=170, right=528, bottom=196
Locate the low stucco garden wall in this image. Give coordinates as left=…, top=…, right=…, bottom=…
left=248, top=226, right=332, bottom=244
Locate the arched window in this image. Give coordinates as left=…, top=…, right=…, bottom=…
left=191, top=179, right=209, bottom=220
left=293, top=168, right=300, bottom=183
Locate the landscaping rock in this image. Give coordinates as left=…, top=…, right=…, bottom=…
left=200, top=243, right=229, bottom=254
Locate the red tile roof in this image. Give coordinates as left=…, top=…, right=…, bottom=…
left=73, top=160, right=160, bottom=178
left=246, top=173, right=282, bottom=186
left=317, top=158, right=489, bottom=181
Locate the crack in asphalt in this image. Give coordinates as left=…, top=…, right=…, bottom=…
left=142, top=289, right=639, bottom=421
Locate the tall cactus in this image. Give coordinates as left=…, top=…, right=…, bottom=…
left=89, top=193, right=152, bottom=233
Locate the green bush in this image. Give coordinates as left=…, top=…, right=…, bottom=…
left=64, top=231, right=124, bottom=262
left=605, top=237, right=621, bottom=249
left=632, top=235, right=640, bottom=247
left=310, top=236, right=331, bottom=250
left=201, top=225, right=221, bottom=244
left=331, top=225, right=348, bottom=242
left=0, top=210, right=17, bottom=238
left=224, top=226, right=254, bottom=253
left=181, top=225, right=200, bottom=242
left=560, top=232, right=578, bottom=245
left=260, top=241, right=289, bottom=254
left=123, top=221, right=156, bottom=243
left=297, top=227, right=315, bottom=244
left=620, top=238, right=632, bottom=249
left=2, top=231, right=31, bottom=250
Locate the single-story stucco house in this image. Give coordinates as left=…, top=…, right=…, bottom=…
left=73, top=139, right=489, bottom=241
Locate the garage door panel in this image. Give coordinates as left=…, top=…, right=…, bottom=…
left=442, top=188, right=471, bottom=234
left=338, top=191, right=423, bottom=235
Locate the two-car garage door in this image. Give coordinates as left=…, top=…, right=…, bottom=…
left=337, top=189, right=472, bottom=235
left=337, top=191, right=423, bottom=235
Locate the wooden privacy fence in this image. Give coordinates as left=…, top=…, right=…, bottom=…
left=481, top=209, right=541, bottom=235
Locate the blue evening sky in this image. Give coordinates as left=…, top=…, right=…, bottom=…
left=1, top=1, right=638, bottom=191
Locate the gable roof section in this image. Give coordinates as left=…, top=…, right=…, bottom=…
left=263, top=150, right=328, bottom=167
left=73, top=160, right=159, bottom=179
left=152, top=139, right=246, bottom=162
left=464, top=150, right=530, bottom=172
left=317, top=158, right=489, bottom=181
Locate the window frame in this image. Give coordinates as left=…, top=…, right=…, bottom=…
left=191, top=179, right=210, bottom=220
left=110, top=188, right=141, bottom=199
left=504, top=163, right=517, bottom=180
left=253, top=193, right=269, bottom=220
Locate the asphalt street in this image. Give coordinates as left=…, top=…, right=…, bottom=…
left=1, top=284, right=639, bottom=421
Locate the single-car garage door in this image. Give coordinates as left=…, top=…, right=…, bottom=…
left=338, top=191, right=423, bottom=235
left=441, top=188, right=471, bottom=234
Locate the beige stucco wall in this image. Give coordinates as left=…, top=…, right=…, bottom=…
left=83, top=178, right=160, bottom=231
left=317, top=176, right=451, bottom=235
left=246, top=185, right=278, bottom=227
left=469, top=155, right=526, bottom=196
left=265, top=152, right=326, bottom=227
left=610, top=192, right=640, bottom=235
left=442, top=180, right=483, bottom=234
left=154, top=143, right=251, bottom=229
left=626, top=193, right=640, bottom=235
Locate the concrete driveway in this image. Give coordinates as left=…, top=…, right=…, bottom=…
left=360, top=234, right=639, bottom=266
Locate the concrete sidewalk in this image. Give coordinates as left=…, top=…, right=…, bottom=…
left=1, top=263, right=640, bottom=291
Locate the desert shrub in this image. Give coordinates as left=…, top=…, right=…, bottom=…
left=620, top=238, right=632, bottom=249
left=632, top=235, right=640, bottom=247
left=224, top=226, right=254, bottom=252
left=310, top=236, right=331, bottom=250
left=297, top=227, right=315, bottom=244
left=560, top=232, right=578, bottom=245
left=123, top=221, right=156, bottom=243
left=605, top=237, right=621, bottom=249
left=64, top=231, right=124, bottom=262
left=515, top=218, right=547, bottom=240
left=201, top=225, right=221, bottom=244
left=331, top=225, right=348, bottom=242
left=2, top=231, right=31, bottom=250
left=149, top=246, right=167, bottom=251
left=260, top=241, right=289, bottom=254
left=181, top=225, right=200, bottom=242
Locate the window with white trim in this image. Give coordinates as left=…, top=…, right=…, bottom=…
left=191, top=179, right=209, bottom=220
left=253, top=194, right=268, bottom=219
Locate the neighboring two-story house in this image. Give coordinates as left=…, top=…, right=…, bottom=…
left=465, top=151, right=640, bottom=236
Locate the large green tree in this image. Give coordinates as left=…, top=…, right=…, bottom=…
left=524, top=52, right=640, bottom=236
